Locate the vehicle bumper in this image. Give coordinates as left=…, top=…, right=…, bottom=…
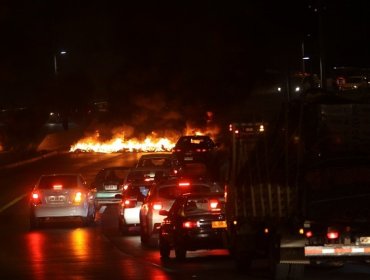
left=33, top=205, right=88, bottom=218
left=184, top=230, right=227, bottom=250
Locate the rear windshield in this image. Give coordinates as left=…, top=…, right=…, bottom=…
left=125, top=186, right=150, bottom=198
left=38, top=175, right=79, bottom=189
left=176, top=137, right=214, bottom=148
left=184, top=196, right=225, bottom=216
left=102, top=169, right=128, bottom=181
left=138, top=158, right=173, bottom=168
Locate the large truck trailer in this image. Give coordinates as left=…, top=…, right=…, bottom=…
left=225, top=93, right=370, bottom=279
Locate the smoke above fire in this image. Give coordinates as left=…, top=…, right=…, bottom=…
left=70, top=93, right=220, bottom=153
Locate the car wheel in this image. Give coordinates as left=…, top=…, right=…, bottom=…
left=175, top=242, right=186, bottom=260
left=159, top=237, right=171, bottom=259
left=140, top=223, right=149, bottom=244
left=119, top=219, right=130, bottom=235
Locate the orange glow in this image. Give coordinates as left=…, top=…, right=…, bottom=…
left=74, top=192, right=83, bottom=203
left=69, top=124, right=220, bottom=154
left=26, top=232, right=46, bottom=280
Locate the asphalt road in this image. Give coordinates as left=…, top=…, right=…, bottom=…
left=1, top=152, right=370, bottom=280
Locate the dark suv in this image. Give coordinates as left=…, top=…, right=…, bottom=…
left=172, top=135, right=216, bottom=164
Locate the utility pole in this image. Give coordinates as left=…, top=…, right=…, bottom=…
left=317, top=0, right=326, bottom=89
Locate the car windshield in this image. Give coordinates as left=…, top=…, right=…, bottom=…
left=176, top=137, right=214, bottom=148
left=124, top=186, right=150, bottom=200
left=184, top=196, right=225, bottom=216
left=138, top=158, right=172, bottom=168
left=38, top=175, right=79, bottom=189
left=103, top=169, right=128, bottom=181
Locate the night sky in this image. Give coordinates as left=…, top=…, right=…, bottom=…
left=0, top=0, right=369, bottom=112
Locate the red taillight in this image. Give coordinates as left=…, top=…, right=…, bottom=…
left=123, top=184, right=129, bottom=191
left=327, top=231, right=339, bottom=239
left=209, top=199, right=219, bottom=209
left=123, top=199, right=136, bottom=208
left=153, top=202, right=162, bottom=211
left=178, top=181, right=190, bottom=187
left=306, top=231, right=313, bottom=238
left=182, top=220, right=198, bottom=229
left=31, top=192, right=42, bottom=205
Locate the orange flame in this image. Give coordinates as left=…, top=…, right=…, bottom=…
left=70, top=123, right=220, bottom=153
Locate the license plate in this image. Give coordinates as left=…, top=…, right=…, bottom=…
left=184, top=157, right=193, bottom=161
left=360, top=237, right=370, bottom=244
left=212, top=221, right=227, bottom=228
left=104, top=185, right=118, bottom=190
left=48, top=195, right=65, bottom=202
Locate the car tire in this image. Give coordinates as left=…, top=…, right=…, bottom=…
left=159, top=241, right=171, bottom=259
left=119, top=219, right=130, bottom=235
left=140, top=223, right=149, bottom=244
left=175, top=243, right=186, bottom=260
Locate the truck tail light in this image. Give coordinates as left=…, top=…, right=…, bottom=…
left=327, top=231, right=339, bottom=239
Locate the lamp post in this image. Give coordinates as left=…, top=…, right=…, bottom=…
left=53, top=50, right=67, bottom=75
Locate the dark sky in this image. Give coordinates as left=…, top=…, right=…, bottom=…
left=0, top=0, right=369, bottom=110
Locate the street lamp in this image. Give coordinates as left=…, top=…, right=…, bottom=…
left=54, top=50, right=67, bottom=75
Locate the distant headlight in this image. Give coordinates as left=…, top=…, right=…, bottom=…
left=295, top=86, right=301, bottom=92
left=277, top=87, right=282, bottom=92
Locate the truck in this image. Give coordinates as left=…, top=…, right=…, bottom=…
left=225, top=92, right=370, bottom=279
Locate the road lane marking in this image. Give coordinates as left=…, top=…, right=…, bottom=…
left=0, top=193, right=28, bottom=213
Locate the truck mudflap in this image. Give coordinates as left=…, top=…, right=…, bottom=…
left=280, top=247, right=309, bottom=265
left=305, top=245, right=370, bottom=257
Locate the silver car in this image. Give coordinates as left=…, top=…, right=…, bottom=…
left=29, top=173, right=95, bottom=229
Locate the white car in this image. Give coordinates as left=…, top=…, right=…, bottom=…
left=29, top=173, right=95, bottom=229
left=139, top=178, right=223, bottom=246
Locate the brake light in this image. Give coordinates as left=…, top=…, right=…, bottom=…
left=123, top=184, right=129, bottom=191
left=327, top=231, right=339, bottom=239
left=74, top=192, right=83, bottom=203
left=31, top=192, right=42, bottom=205
left=182, top=220, right=198, bottom=229
left=209, top=199, right=219, bottom=209
left=306, top=231, right=313, bottom=238
left=123, top=199, right=136, bottom=208
left=178, top=181, right=190, bottom=187
left=196, top=148, right=207, bottom=152
left=144, top=177, right=154, bottom=182
left=53, top=184, right=63, bottom=190
left=153, top=202, right=162, bottom=210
